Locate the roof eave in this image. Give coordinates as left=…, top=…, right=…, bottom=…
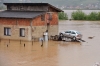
left=47, top=3, right=63, bottom=12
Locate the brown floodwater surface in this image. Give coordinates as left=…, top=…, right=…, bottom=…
left=0, top=21, right=100, bottom=66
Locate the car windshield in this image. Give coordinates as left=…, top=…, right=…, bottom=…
left=65, top=31, right=71, bottom=33
left=76, top=31, right=81, bottom=34
left=71, top=31, right=76, bottom=34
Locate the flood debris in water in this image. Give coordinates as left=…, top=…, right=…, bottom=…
left=24, top=43, right=25, bottom=47
left=79, top=39, right=86, bottom=42
left=88, top=36, right=95, bottom=39
left=7, top=44, right=8, bottom=47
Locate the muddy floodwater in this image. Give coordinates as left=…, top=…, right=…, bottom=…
left=0, top=20, right=100, bottom=66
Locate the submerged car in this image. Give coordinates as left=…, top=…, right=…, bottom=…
left=59, top=30, right=82, bottom=41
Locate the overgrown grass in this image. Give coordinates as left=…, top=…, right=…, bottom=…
left=58, top=12, right=68, bottom=20
left=71, top=10, right=100, bottom=21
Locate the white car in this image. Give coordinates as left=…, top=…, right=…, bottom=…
left=59, top=30, right=82, bottom=41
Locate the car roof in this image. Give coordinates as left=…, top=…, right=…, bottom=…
left=69, top=30, right=81, bottom=34
left=68, top=30, right=78, bottom=32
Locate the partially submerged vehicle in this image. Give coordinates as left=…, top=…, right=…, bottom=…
left=59, top=30, right=82, bottom=41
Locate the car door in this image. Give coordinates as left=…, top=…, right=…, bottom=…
left=70, top=31, right=76, bottom=38
left=65, top=31, right=71, bottom=37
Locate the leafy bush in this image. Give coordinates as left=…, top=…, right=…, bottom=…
left=58, top=12, right=68, bottom=20
left=71, top=10, right=86, bottom=20
left=97, top=12, right=100, bottom=20
left=87, top=12, right=98, bottom=20
left=71, top=10, right=100, bottom=21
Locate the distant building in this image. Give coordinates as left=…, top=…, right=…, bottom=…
left=0, top=3, right=63, bottom=41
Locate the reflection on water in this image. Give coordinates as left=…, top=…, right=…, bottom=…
left=0, top=21, right=100, bottom=66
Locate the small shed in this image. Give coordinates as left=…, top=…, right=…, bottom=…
left=0, top=3, right=63, bottom=41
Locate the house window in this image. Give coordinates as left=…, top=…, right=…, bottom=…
left=20, top=28, right=25, bottom=37
left=4, top=27, right=11, bottom=36
left=48, top=13, right=52, bottom=20
left=41, top=14, right=45, bottom=21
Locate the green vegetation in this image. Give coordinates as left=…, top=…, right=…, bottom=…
left=71, top=10, right=86, bottom=20
left=87, top=12, right=98, bottom=20
left=58, top=12, right=68, bottom=20
left=71, top=10, right=100, bottom=21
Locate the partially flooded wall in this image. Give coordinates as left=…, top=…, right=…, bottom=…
left=32, top=12, right=58, bottom=40
left=0, top=12, right=59, bottom=41
left=0, top=18, right=32, bottom=41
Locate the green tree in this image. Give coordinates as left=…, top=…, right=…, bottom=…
left=87, top=12, right=98, bottom=20
left=97, top=12, right=100, bottom=20
left=58, top=12, right=68, bottom=20
left=71, top=10, right=86, bottom=20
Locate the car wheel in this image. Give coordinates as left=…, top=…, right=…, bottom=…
left=73, top=36, right=76, bottom=41
left=59, top=33, right=64, bottom=40
left=60, top=33, right=63, bottom=37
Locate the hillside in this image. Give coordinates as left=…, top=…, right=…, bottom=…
left=1, top=0, right=100, bottom=10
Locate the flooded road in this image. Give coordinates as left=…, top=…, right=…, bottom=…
left=0, top=20, right=100, bottom=66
